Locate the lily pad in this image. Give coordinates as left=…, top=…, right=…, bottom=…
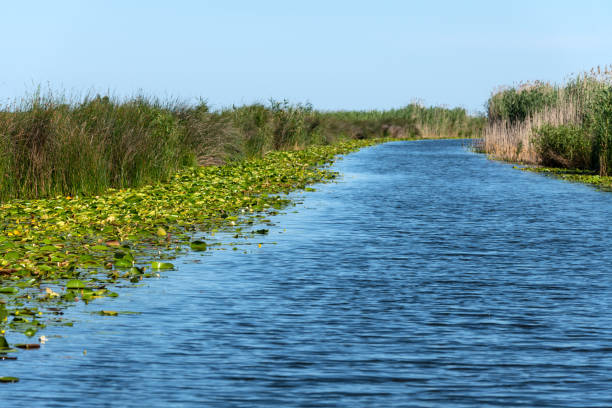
left=66, top=279, right=86, bottom=289
left=190, top=240, right=207, bottom=251
left=99, top=310, right=118, bottom=316
left=114, top=251, right=134, bottom=261
left=0, top=377, right=19, bottom=383
left=16, top=279, right=37, bottom=288
left=113, top=258, right=133, bottom=268
left=0, top=287, right=18, bottom=295
left=24, top=327, right=37, bottom=337
left=151, top=261, right=174, bottom=270
left=4, top=252, right=20, bottom=261
left=0, top=336, right=9, bottom=349
left=39, top=245, right=59, bottom=252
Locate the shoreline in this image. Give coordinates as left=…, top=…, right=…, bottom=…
left=514, top=165, right=612, bottom=191
left=0, top=138, right=395, bottom=354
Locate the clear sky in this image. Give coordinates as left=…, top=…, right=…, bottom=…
left=1, top=0, right=611, bottom=112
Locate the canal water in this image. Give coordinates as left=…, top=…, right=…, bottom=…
left=2, top=139, right=612, bottom=407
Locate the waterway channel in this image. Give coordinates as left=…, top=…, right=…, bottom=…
left=2, top=139, right=612, bottom=407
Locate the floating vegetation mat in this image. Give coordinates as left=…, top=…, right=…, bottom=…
left=515, top=165, right=612, bottom=191
left=0, top=138, right=386, bottom=358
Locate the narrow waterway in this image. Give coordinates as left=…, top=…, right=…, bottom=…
left=3, top=139, right=612, bottom=407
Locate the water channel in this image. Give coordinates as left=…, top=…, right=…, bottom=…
left=2, top=139, right=612, bottom=407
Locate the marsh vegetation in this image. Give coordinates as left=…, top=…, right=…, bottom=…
left=482, top=66, right=612, bottom=177
left=0, top=92, right=483, bottom=201
left=0, top=92, right=483, bottom=367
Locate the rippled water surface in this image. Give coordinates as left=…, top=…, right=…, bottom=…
left=3, top=140, right=612, bottom=407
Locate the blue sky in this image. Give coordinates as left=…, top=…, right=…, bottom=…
left=1, top=0, right=610, bottom=112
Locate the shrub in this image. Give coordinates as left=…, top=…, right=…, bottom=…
left=533, top=124, right=592, bottom=168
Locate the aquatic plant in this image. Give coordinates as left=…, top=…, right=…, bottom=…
left=482, top=66, right=612, bottom=172
left=0, top=88, right=483, bottom=371
left=0, top=139, right=382, bottom=352
left=517, top=165, right=612, bottom=191
left=533, top=124, right=591, bottom=168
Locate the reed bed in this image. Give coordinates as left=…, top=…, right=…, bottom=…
left=483, top=99, right=581, bottom=163
left=319, top=104, right=484, bottom=140
left=482, top=66, right=612, bottom=173
left=0, top=93, right=483, bottom=202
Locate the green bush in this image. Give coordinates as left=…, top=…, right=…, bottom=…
left=533, top=124, right=592, bottom=168
left=487, top=83, right=559, bottom=124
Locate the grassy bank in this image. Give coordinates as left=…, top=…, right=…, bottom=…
left=0, top=93, right=483, bottom=202
left=481, top=66, right=612, bottom=176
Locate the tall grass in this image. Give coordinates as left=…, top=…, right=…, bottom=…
left=0, top=92, right=483, bottom=201
left=316, top=104, right=484, bottom=140
left=482, top=66, right=612, bottom=173
left=0, top=93, right=191, bottom=199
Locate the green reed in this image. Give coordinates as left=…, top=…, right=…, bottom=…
left=0, top=92, right=483, bottom=201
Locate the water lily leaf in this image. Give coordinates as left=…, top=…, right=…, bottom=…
left=156, top=227, right=167, bottom=237
left=0, top=287, right=18, bottom=295
left=66, top=279, right=86, bottom=289
left=99, top=310, right=118, bottom=316
left=190, top=240, right=207, bottom=251
left=114, top=251, right=134, bottom=261
left=24, top=327, right=37, bottom=337
left=4, top=252, right=20, bottom=261
left=151, top=261, right=174, bottom=270
left=90, top=245, right=109, bottom=251
left=62, top=291, right=76, bottom=301
left=129, top=266, right=144, bottom=274
left=39, top=245, right=58, bottom=252
left=254, top=229, right=269, bottom=235
left=16, top=279, right=36, bottom=288
left=0, top=336, right=9, bottom=349
left=0, top=377, right=19, bottom=383
left=113, top=258, right=133, bottom=268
